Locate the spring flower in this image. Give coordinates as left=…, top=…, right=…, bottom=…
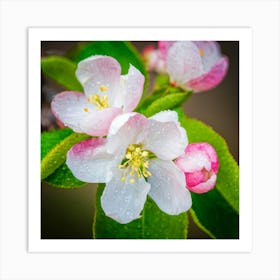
left=148, top=41, right=228, bottom=93
left=142, top=45, right=165, bottom=73
left=51, top=55, right=144, bottom=136
left=66, top=111, right=192, bottom=224
left=175, top=142, right=219, bottom=194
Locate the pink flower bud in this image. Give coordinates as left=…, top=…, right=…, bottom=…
left=175, top=143, right=219, bottom=194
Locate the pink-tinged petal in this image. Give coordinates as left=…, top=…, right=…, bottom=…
left=51, top=91, right=122, bottom=136
left=166, top=41, right=204, bottom=86
left=186, top=56, right=229, bottom=93
left=101, top=171, right=151, bottom=224
left=76, top=55, right=121, bottom=101
left=175, top=148, right=211, bottom=173
left=142, top=115, right=188, bottom=160
left=185, top=142, right=219, bottom=173
left=66, top=138, right=117, bottom=183
left=114, top=64, right=144, bottom=112
left=142, top=45, right=161, bottom=71
left=192, top=41, right=221, bottom=72
left=106, top=113, right=148, bottom=156
left=148, top=160, right=192, bottom=215
left=185, top=170, right=206, bottom=187
left=158, top=41, right=175, bottom=60
left=187, top=173, right=217, bottom=194
left=175, top=142, right=219, bottom=193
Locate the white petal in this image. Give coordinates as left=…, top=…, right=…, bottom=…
left=76, top=55, right=121, bottom=104
left=51, top=91, right=122, bottom=136
left=148, top=160, right=192, bottom=215
left=166, top=41, right=204, bottom=85
left=113, top=64, right=144, bottom=112
left=149, top=110, right=179, bottom=123
left=192, top=41, right=221, bottom=72
left=142, top=117, right=188, bottom=160
left=66, top=138, right=117, bottom=183
left=106, top=113, right=148, bottom=156
left=101, top=171, right=151, bottom=224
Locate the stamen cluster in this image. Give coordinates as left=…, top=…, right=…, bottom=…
left=118, top=144, right=152, bottom=183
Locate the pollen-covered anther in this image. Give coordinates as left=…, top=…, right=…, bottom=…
left=118, top=144, right=152, bottom=183
left=83, top=107, right=89, bottom=112
left=99, top=85, right=108, bottom=92
left=199, top=48, right=204, bottom=57
left=87, top=94, right=109, bottom=110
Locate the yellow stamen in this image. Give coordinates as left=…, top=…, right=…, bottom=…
left=118, top=144, right=153, bottom=184
left=99, top=85, right=108, bottom=92
left=199, top=48, right=204, bottom=57
left=87, top=94, right=109, bottom=110
left=83, top=107, right=89, bottom=112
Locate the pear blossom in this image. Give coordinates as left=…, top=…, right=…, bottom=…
left=146, top=41, right=228, bottom=93
left=66, top=111, right=192, bottom=224
left=175, top=143, right=219, bottom=194
left=51, top=55, right=144, bottom=136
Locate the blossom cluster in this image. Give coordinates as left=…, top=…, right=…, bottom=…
left=51, top=41, right=226, bottom=224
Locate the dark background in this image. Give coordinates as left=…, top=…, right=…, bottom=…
left=41, top=41, right=239, bottom=239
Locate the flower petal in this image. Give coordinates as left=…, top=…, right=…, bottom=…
left=175, top=148, right=211, bottom=173
left=184, top=142, right=219, bottom=173
left=114, top=64, right=144, bottom=112
left=186, top=56, right=229, bottom=92
left=101, top=171, right=151, bottom=224
left=143, top=113, right=188, bottom=160
left=148, top=159, right=192, bottom=215
left=187, top=173, right=217, bottom=194
left=158, top=41, right=174, bottom=60
left=166, top=41, right=203, bottom=86
left=106, top=113, right=148, bottom=156
left=193, top=41, right=222, bottom=72
left=76, top=55, right=121, bottom=102
left=51, top=91, right=122, bottom=136
left=66, top=138, right=117, bottom=183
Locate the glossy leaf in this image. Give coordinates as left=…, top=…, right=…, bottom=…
left=93, top=184, right=188, bottom=239
left=190, top=190, right=239, bottom=239
left=41, top=128, right=90, bottom=180
left=41, top=56, right=83, bottom=91
left=44, top=163, right=86, bottom=188
left=144, top=91, right=191, bottom=117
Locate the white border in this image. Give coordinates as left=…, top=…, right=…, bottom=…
left=28, top=27, right=251, bottom=253
left=1, top=1, right=279, bottom=279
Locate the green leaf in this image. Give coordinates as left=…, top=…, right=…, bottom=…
left=143, top=91, right=191, bottom=117
left=190, top=190, right=239, bottom=239
left=180, top=115, right=239, bottom=238
left=154, top=74, right=170, bottom=88
left=93, top=184, right=188, bottom=239
left=43, top=163, right=86, bottom=188
left=180, top=116, right=239, bottom=213
left=41, top=128, right=90, bottom=180
left=41, top=56, right=83, bottom=91
left=68, top=41, right=149, bottom=94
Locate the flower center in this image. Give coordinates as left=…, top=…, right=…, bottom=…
left=87, top=94, right=109, bottom=110
left=85, top=85, right=109, bottom=111
left=118, top=144, right=152, bottom=184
